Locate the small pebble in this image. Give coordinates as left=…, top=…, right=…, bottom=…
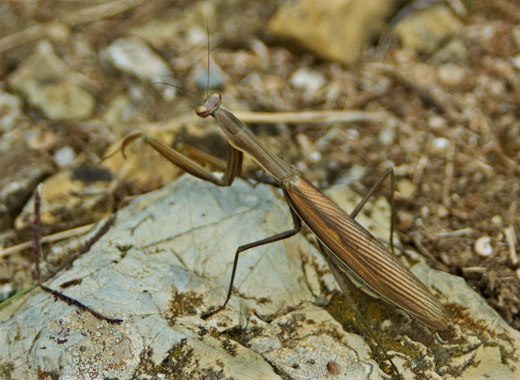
left=309, top=151, right=322, bottom=163
left=54, top=146, right=76, bottom=168
left=347, top=129, right=359, bottom=139
left=26, top=128, right=56, bottom=151
left=451, top=193, right=460, bottom=202
left=474, top=236, right=493, bottom=257
left=490, top=215, right=503, bottom=227
left=290, top=67, right=326, bottom=94
left=436, top=205, right=449, bottom=218
left=397, top=210, right=414, bottom=230
left=437, top=64, right=465, bottom=86
left=378, top=125, right=395, bottom=146
left=186, top=26, right=206, bottom=45
left=428, top=115, right=446, bottom=130
left=431, top=137, right=450, bottom=153
left=511, top=55, right=520, bottom=71
left=0, top=284, right=14, bottom=302
left=0, top=91, right=22, bottom=133
left=396, top=178, right=416, bottom=200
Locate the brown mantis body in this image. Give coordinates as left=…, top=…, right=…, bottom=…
left=118, top=92, right=449, bottom=331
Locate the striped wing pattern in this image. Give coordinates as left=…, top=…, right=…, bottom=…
left=285, top=176, right=449, bottom=330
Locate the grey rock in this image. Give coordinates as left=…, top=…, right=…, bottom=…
left=0, top=134, right=54, bottom=232
left=106, top=37, right=176, bottom=101
left=393, top=4, right=464, bottom=54
left=1, top=175, right=519, bottom=379
left=0, top=90, right=23, bottom=133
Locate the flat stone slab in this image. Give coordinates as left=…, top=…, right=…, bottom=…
left=1, top=175, right=519, bottom=379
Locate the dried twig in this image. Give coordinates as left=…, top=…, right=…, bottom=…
left=0, top=223, right=96, bottom=259
left=442, top=141, right=455, bottom=207
left=32, top=184, right=43, bottom=284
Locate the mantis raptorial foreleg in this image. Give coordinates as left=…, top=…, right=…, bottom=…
left=105, top=132, right=243, bottom=187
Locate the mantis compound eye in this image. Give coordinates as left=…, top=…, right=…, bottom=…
left=195, top=92, right=222, bottom=118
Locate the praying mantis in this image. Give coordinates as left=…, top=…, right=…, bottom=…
left=107, top=35, right=449, bottom=379
left=116, top=91, right=449, bottom=329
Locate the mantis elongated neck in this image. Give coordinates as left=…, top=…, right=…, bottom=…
left=215, top=108, right=298, bottom=183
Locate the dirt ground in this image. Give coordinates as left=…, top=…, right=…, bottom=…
left=1, top=0, right=519, bottom=335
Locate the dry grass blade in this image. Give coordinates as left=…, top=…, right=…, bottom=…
left=233, top=109, right=387, bottom=124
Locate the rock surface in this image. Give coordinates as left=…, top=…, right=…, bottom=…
left=7, top=40, right=95, bottom=121
left=14, top=165, right=115, bottom=235
left=0, top=90, right=22, bottom=133
left=0, top=134, right=54, bottom=232
left=393, top=3, right=464, bottom=54
left=1, top=175, right=519, bottom=379
left=105, top=37, right=176, bottom=101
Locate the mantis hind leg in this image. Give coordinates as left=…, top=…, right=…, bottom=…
left=350, top=167, right=396, bottom=254
left=320, top=241, right=401, bottom=379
